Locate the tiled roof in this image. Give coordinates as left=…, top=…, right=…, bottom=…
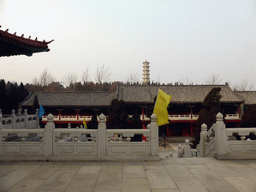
left=20, top=85, right=244, bottom=108
left=20, top=92, right=116, bottom=107
left=234, top=91, right=256, bottom=105
left=117, top=84, right=244, bottom=104
left=0, top=27, right=53, bottom=57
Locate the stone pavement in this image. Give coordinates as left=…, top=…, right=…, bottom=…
left=1, top=145, right=256, bottom=192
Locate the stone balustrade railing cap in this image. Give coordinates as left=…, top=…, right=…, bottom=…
left=216, top=112, right=223, bottom=120
left=99, top=113, right=105, bottom=120
left=201, top=123, right=207, bottom=131
left=47, top=113, right=54, bottom=121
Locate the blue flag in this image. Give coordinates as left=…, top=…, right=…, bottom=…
left=38, top=105, right=45, bottom=118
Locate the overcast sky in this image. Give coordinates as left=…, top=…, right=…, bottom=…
left=0, top=0, right=256, bottom=89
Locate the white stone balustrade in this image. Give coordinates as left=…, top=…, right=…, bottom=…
left=177, top=139, right=197, bottom=158
left=179, top=112, right=256, bottom=159
left=42, top=113, right=240, bottom=122
left=0, top=113, right=160, bottom=161
left=0, top=128, right=45, bottom=160
left=0, top=109, right=39, bottom=130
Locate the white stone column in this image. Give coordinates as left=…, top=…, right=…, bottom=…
left=198, top=123, right=207, bottom=157
left=150, top=114, right=158, bottom=156
left=215, top=112, right=228, bottom=157
left=98, top=113, right=106, bottom=158
left=11, top=109, right=16, bottom=129
left=44, top=113, right=54, bottom=158
left=184, top=139, right=192, bottom=158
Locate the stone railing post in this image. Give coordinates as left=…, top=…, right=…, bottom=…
left=150, top=114, right=158, bottom=156
left=98, top=113, right=106, bottom=158
left=215, top=112, right=228, bottom=158
left=11, top=109, right=16, bottom=129
left=198, top=123, right=207, bottom=157
left=17, top=108, right=22, bottom=116
left=0, top=113, right=2, bottom=130
left=35, top=109, right=39, bottom=128
left=184, top=139, right=192, bottom=158
left=24, top=109, right=28, bottom=128
left=44, top=113, right=54, bottom=158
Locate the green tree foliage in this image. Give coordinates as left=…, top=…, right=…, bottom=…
left=87, top=112, right=98, bottom=129
left=0, top=79, right=7, bottom=113
left=0, top=80, right=29, bottom=114
left=240, top=104, right=256, bottom=127
left=107, top=99, right=130, bottom=129
left=130, top=110, right=143, bottom=141
left=32, top=95, right=39, bottom=114
left=192, top=87, right=224, bottom=148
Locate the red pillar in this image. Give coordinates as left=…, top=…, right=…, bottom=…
left=190, top=123, right=193, bottom=136
left=77, top=110, right=79, bottom=120
left=58, top=109, right=61, bottom=120
left=142, top=107, right=144, bottom=120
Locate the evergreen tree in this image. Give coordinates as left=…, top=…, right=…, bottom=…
left=106, top=99, right=130, bottom=129
left=32, top=95, right=39, bottom=114
left=130, top=110, right=143, bottom=141
left=17, top=82, right=29, bottom=103
left=0, top=80, right=7, bottom=113
left=240, top=104, right=256, bottom=127
left=87, top=112, right=98, bottom=129
left=6, top=82, right=19, bottom=112
left=192, top=87, right=224, bottom=148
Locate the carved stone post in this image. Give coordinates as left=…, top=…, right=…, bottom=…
left=198, top=123, right=207, bottom=157
left=215, top=112, right=228, bottom=158
left=35, top=109, right=39, bottom=128
left=98, top=113, right=106, bottom=158
left=11, top=109, right=16, bottom=129
left=184, top=139, right=192, bottom=158
left=150, top=114, right=158, bottom=156
left=24, top=109, right=28, bottom=128
left=44, top=113, right=54, bottom=158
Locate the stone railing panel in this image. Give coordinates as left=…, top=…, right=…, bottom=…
left=53, top=129, right=98, bottom=157
left=0, top=129, right=45, bottom=157
left=106, top=129, right=151, bottom=156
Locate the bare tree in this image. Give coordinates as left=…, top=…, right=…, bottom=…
left=62, top=71, right=78, bottom=91
left=205, top=73, right=221, bottom=84
left=232, top=78, right=254, bottom=91
left=126, top=72, right=139, bottom=84
left=95, top=63, right=111, bottom=84
left=39, top=68, right=54, bottom=87
left=82, top=68, right=90, bottom=84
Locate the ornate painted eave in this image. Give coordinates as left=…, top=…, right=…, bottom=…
left=0, top=26, right=54, bottom=57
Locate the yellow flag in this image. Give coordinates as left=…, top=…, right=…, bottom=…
left=153, top=89, right=172, bottom=126
left=83, top=117, right=87, bottom=129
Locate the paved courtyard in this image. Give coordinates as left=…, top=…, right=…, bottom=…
left=1, top=145, right=256, bottom=192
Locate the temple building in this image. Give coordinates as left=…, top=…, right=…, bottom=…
left=20, top=83, right=247, bottom=136
left=0, top=26, right=53, bottom=57
left=234, top=91, right=256, bottom=114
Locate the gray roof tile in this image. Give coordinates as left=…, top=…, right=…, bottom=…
left=117, top=85, right=243, bottom=103
left=20, top=92, right=116, bottom=107
left=234, top=91, right=256, bottom=105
